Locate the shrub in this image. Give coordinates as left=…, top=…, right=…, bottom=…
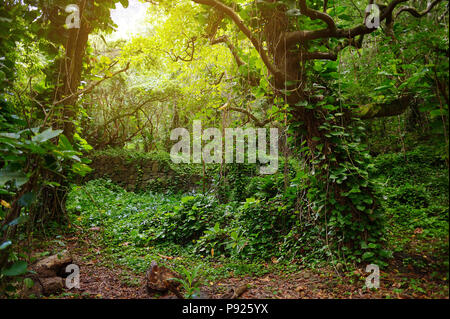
left=155, top=194, right=220, bottom=244
left=389, top=183, right=429, bottom=208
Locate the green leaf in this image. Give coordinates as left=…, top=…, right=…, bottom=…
left=0, top=166, right=28, bottom=188
left=32, top=128, right=63, bottom=143
left=379, top=249, right=393, bottom=258
left=7, top=214, right=29, bottom=227
left=24, top=277, right=34, bottom=289
left=71, top=162, right=92, bottom=177
left=362, top=252, right=374, bottom=260
left=0, top=132, right=20, bottom=139
left=430, top=109, right=448, bottom=118
left=0, top=240, right=12, bottom=250
left=19, top=192, right=35, bottom=207
left=58, top=134, right=74, bottom=151
left=2, top=260, right=28, bottom=276
left=295, top=101, right=308, bottom=107
left=374, top=84, right=393, bottom=92
left=181, top=196, right=195, bottom=204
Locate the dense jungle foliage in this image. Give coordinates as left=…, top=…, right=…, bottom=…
left=0, top=0, right=448, bottom=299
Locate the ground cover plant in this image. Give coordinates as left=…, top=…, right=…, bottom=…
left=0, top=0, right=448, bottom=300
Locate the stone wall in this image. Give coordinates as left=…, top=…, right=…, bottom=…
left=85, top=153, right=203, bottom=192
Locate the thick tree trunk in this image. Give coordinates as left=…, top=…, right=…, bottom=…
left=260, top=6, right=382, bottom=253
left=41, top=1, right=92, bottom=221
left=55, top=7, right=91, bottom=142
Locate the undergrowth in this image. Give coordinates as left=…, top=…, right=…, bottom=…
left=66, top=145, right=448, bottom=282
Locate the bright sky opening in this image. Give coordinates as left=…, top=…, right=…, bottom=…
left=109, top=0, right=151, bottom=40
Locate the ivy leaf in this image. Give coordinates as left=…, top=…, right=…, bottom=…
left=356, top=205, right=366, bottom=211
left=362, top=252, right=374, bottom=260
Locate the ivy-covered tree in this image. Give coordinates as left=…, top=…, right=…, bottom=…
left=151, top=0, right=448, bottom=260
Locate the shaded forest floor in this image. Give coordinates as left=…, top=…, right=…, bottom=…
left=25, top=229, right=448, bottom=299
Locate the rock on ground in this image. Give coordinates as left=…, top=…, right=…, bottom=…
left=33, top=250, right=72, bottom=278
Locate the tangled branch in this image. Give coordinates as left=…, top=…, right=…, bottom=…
left=192, top=0, right=286, bottom=81
left=396, top=0, right=445, bottom=18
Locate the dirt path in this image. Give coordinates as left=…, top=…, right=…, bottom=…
left=30, top=235, right=448, bottom=299
left=56, top=256, right=447, bottom=299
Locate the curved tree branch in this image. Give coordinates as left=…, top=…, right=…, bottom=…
left=220, top=101, right=272, bottom=127
left=53, top=62, right=130, bottom=106
left=396, top=0, right=444, bottom=18
left=210, top=35, right=245, bottom=67
left=285, top=0, right=409, bottom=46
left=192, top=0, right=286, bottom=80
left=298, top=0, right=336, bottom=31
left=354, top=95, right=412, bottom=119
left=302, top=35, right=364, bottom=61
